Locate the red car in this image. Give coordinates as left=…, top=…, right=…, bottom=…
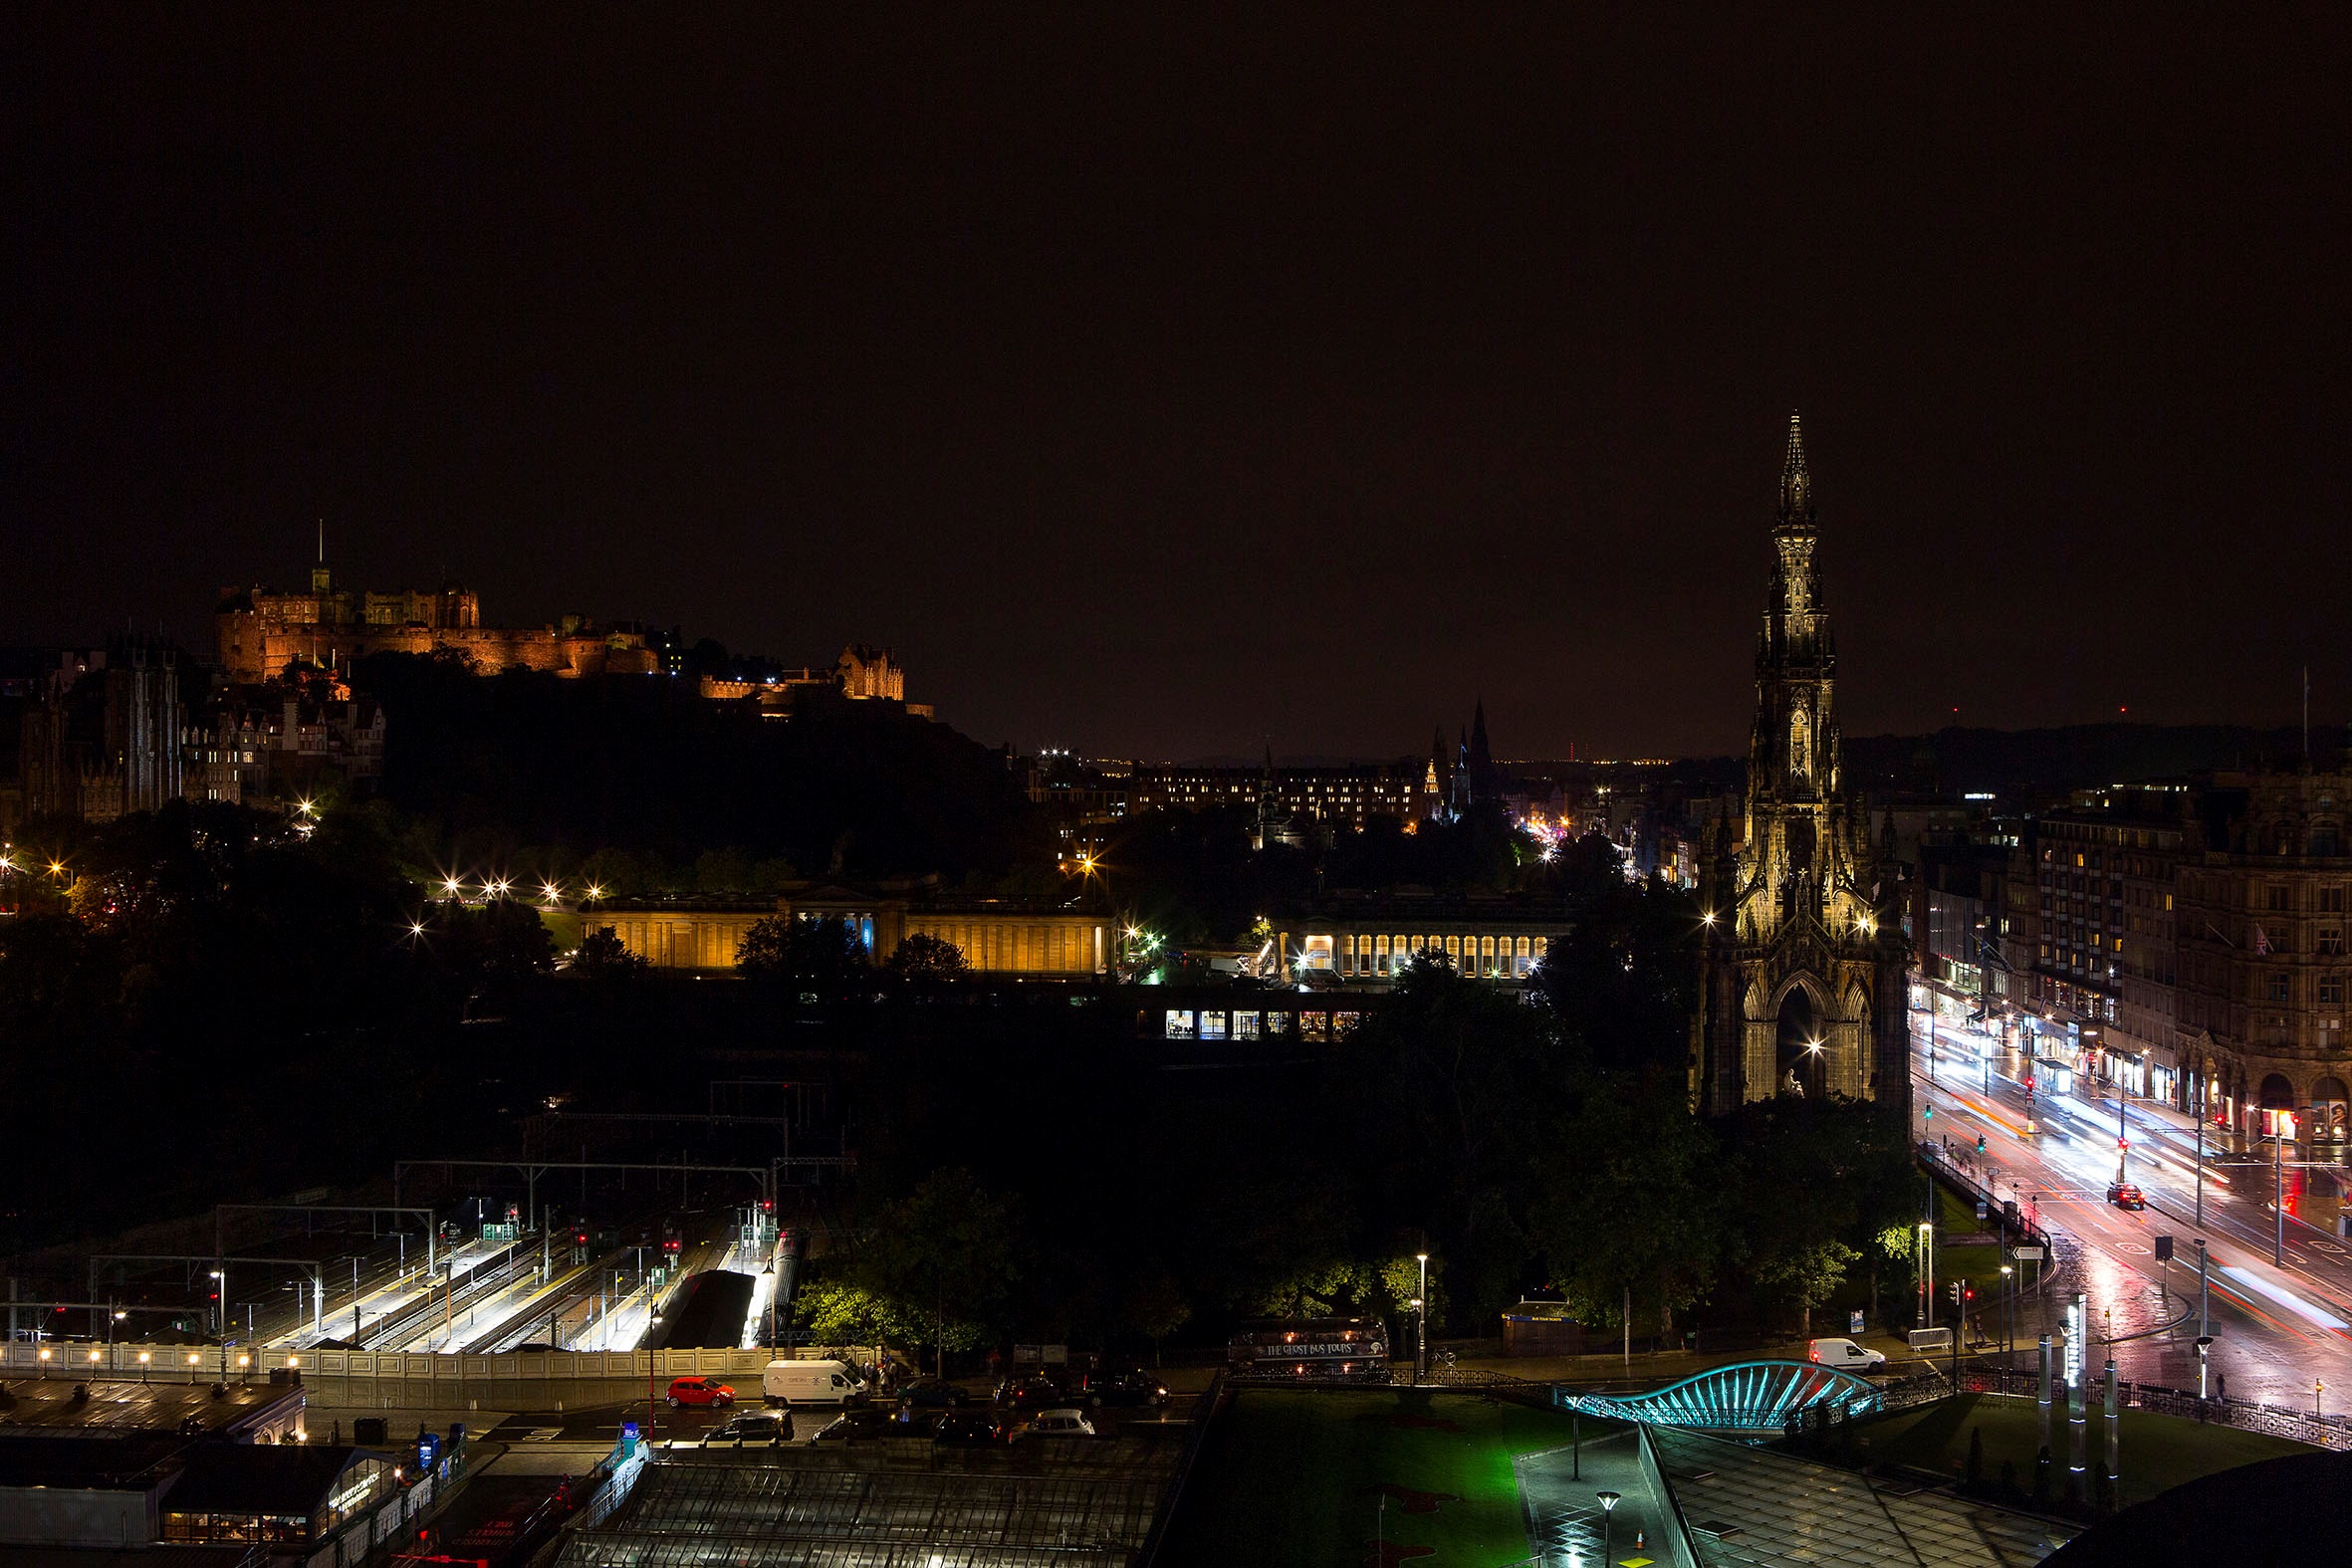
left=666, top=1377, right=736, bottom=1409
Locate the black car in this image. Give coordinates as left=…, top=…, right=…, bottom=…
left=894, top=1376, right=972, bottom=1408
left=994, top=1374, right=1064, bottom=1408
left=1072, top=1370, right=1168, bottom=1408
left=811, top=1408, right=901, bottom=1444
left=2106, top=1183, right=2147, bottom=1211
left=932, top=1411, right=1005, bottom=1447
left=703, top=1411, right=793, bottom=1447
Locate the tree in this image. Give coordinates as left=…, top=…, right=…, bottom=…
left=884, top=932, right=968, bottom=989
left=1723, top=1097, right=1913, bottom=1341
left=574, top=926, right=647, bottom=980
left=737, top=914, right=871, bottom=1002
left=856, top=1170, right=1024, bottom=1376
left=1118, top=1266, right=1191, bottom=1368
left=1754, top=1238, right=1857, bottom=1341
left=796, top=1278, right=918, bottom=1368
left=1531, top=1077, right=1722, bottom=1337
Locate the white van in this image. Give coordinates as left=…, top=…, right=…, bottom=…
left=763, top=1358, right=869, bottom=1407
left=1806, top=1337, right=1888, bottom=1371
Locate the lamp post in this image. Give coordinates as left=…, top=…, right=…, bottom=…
left=2195, top=1073, right=2206, bottom=1229
left=1999, top=1263, right=2014, bottom=1389
left=1920, top=1222, right=1936, bottom=1330
left=137, top=1350, right=150, bottom=1384
left=2116, top=1088, right=2129, bottom=1187
left=1415, top=1252, right=1429, bottom=1384
left=1596, top=1490, right=1621, bottom=1568
left=2275, top=1114, right=2288, bottom=1268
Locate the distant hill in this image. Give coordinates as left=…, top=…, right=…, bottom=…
left=1841, top=723, right=2322, bottom=802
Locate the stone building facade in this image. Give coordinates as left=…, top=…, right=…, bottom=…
left=215, top=561, right=653, bottom=683
left=1697, top=416, right=1910, bottom=1112
left=590, top=888, right=1108, bottom=978
left=2175, top=767, right=2352, bottom=1138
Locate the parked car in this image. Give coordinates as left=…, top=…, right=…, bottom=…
left=702, top=1411, right=792, bottom=1447
left=665, top=1377, right=735, bottom=1409
left=994, top=1374, right=1065, bottom=1409
left=894, top=1376, right=972, bottom=1408
left=2106, top=1183, right=2147, bottom=1211
left=932, top=1411, right=1005, bottom=1448
left=1071, top=1370, right=1168, bottom=1408
left=810, top=1408, right=901, bottom=1444
left=1805, top=1337, right=1888, bottom=1371
left=1006, top=1408, right=1097, bottom=1445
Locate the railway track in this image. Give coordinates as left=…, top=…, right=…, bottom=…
left=361, top=1241, right=529, bottom=1351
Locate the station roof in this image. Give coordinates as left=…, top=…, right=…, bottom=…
left=0, top=1436, right=187, bottom=1491
left=162, top=1446, right=370, bottom=1517
left=0, top=1379, right=302, bottom=1438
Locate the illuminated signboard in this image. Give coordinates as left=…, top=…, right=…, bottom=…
left=2064, top=1295, right=2085, bottom=1389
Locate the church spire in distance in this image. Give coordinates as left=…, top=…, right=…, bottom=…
left=1777, top=411, right=1813, bottom=526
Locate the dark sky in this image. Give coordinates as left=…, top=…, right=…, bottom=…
left=7, top=9, right=2349, bottom=761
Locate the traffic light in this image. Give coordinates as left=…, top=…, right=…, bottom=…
left=1977, top=1135, right=1987, bottom=1155
left=1949, top=1281, right=1962, bottom=1306
left=1924, top=1105, right=1935, bottom=1121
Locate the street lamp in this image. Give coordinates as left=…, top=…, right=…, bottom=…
left=1596, top=1490, right=1622, bottom=1568
left=36, top=1347, right=50, bottom=1380
left=1416, top=1252, right=1430, bottom=1384
left=1919, top=1222, right=1936, bottom=1329
left=137, top=1350, right=151, bottom=1383
left=1999, top=1263, right=2014, bottom=1380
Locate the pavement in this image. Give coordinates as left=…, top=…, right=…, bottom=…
left=1914, top=1017, right=2352, bottom=1409
left=1514, top=1428, right=1674, bottom=1567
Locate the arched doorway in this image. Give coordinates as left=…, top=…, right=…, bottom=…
left=2314, top=1076, right=2349, bottom=1142
left=2260, top=1073, right=2296, bottom=1109
left=1775, top=985, right=1826, bottom=1098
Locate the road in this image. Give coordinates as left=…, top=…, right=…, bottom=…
left=1912, top=1015, right=2352, bottom=1410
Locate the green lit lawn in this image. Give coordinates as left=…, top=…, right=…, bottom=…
left=1853, top=1391, right=2313, bottom=1506
left=1157, top=1387, right=1600, bottom=1568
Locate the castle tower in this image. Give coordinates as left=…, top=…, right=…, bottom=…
left=1698, top=415, right=1909, bottom=1113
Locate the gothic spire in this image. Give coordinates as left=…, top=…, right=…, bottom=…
left=1777, top=410, right=1813, bottom=526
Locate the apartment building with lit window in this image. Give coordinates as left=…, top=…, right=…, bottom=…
left=2174, top=766, right=2352, bottom=1141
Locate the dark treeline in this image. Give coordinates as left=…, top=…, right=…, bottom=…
left=351, top=651, right=1043, bottom=885
left=0, top=797, right=1920, bottom=1354
left=0, top=799, right=561, bottom=1251
left=791, top=866, right=1919, bottom=1364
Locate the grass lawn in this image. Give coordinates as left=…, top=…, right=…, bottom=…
left=1851, top=1391, right=2314, bottom=1507
left=1156, top=1386, right=1602, bottom=1568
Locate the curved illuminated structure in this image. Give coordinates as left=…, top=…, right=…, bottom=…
left=1554, top=1360, right=1881, bottom=1432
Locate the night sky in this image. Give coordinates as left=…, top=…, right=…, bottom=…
left=7, top=10, right=2349, bottom=761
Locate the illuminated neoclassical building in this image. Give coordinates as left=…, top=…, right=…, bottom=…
left=1696, top=416, right=1910, bottom=1111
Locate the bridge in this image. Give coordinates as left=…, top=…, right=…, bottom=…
left=1552, top=1359, right=1882, bottom=1433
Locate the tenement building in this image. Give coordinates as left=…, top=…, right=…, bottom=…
left=1697, top=415, right=1909, bottom=1111
left=2175, top=766, right=2352, bottom=1140
left=2018, top=787, right=2191, bottom=1103
left=215, top=558, right=654, bottom=682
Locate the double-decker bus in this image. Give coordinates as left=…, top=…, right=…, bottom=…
left=1226, top=1318, right=1390, bottom=1380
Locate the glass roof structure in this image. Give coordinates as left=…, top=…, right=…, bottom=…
left=1650, top=1427, right=2077, bottom=1567
left=554, top=1460, right=1169, bottom=1568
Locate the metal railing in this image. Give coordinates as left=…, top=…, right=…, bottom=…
left=0, top=1341, right=775, bottom=1382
